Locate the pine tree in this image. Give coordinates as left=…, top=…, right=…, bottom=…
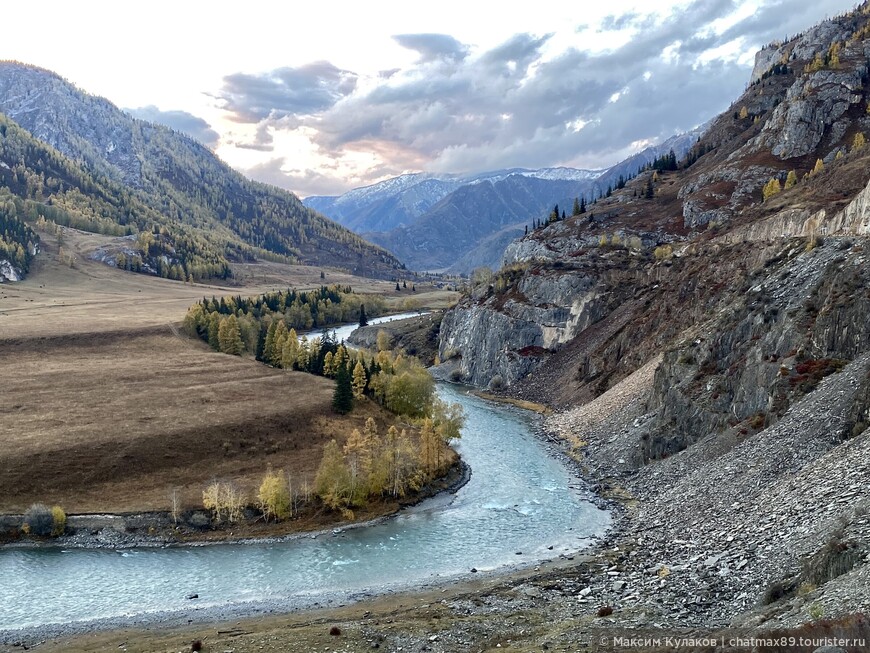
left=358, top=304, right=368, bottom=327
left=572, top=197, right=581, bottom=216
left=579, top=196, right=586, bottom=214
left=784, top=170, right=798, bottom=189
left=811, top=158, right=825, bottom=176
left=255, top=322, right=268, bottom=361
left=332, top=361, right=354, bottom=414
left=852, top=132, right=866, bottom=152
left=645, top=177, right=654, bottom=199
left=395, top=282, right=401, bottom=291
left=207, top=312, right=220, bottom=350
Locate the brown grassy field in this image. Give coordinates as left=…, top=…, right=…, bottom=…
left=0, top=227, right=453, bottom=515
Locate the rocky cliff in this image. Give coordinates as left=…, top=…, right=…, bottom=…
left=440, top=3, right=870, bottom=425
left=434, top=6, right=870, bottom=629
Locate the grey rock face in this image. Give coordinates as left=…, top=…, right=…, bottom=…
left=439, top=270, right=605, bottom=387
left=756, top=68, right=865, bottom=160
left=0, top=65, right=142, bottom=187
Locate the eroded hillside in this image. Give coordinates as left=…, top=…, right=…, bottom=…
left=436, top=3, right=870, bottom=629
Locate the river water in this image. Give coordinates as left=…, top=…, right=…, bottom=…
left=0, top=317, right=609, bottom=633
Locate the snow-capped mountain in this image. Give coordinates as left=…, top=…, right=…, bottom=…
left=303, top=166, right=603, bottom=234
left=305, top=132, right=700, bottom=272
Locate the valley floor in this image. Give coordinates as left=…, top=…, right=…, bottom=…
left=4, top=229, right=869, bottom=652
left=0, top=227, right=455, bottom=533
left=9, top=353, right=870, bottom=653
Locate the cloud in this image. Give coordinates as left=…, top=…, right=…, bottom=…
left=218, top=61, right=357, bottom=122
left=245, top=157, right=401, bottom=198
left=128, top=105, right=219, bottom=147
left=230, top=123, right=274, bottom=152
left=219, top=0, right=858, bottom=194
left=392, top=33, right=469, bottom=63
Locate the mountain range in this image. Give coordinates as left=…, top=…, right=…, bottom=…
left=0, top=62, right=403, bottom=281
left=304, top=132, right=702, bottom=272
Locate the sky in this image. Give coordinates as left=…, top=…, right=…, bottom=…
left=0, top=0, right=858, bottom=197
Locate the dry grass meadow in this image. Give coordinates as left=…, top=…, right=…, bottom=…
left=0, top=227, right=456, bottom=514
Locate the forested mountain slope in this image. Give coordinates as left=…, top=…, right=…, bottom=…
left=0, top=62, right=403, bottom=280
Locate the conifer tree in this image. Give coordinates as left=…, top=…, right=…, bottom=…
left=263, top=320, right=278, bottom=363
left=572, top=197, right=581, bottom=216
left=217, top=314, right=244, bottom=355
left=207, top=312, right=220, bottom=350
left=323, top=351, right=335, bottom=377
left=270, top=321, right=288, bottom=367
left=784, top=170, right=798, bottom=189
left=281, top=331, right=300, bottom=369
left=762, top=177, right=782, bottom=201
left=358, top=303, right=368, bottom=327
left=255, top=322, right=268, bottom=361
left=352, top=360, right=367, bottom=399
left=332, top=361, right=354, bottom=414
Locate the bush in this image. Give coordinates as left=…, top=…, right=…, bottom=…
left=50, top=506, right=66, bottom=536
left=22, top=503, right=54, bottom=536
left=489, top=375, right=504, bottom=390
left=653, top=244, right=673, bottom=261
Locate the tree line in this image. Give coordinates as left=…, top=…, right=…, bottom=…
left=0, top=194, right=38, bottom=273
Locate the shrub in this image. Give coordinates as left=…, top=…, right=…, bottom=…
left=50, top=506, right=66, bottom=536
left=653, top=244, right=673, bottom=261
left=22, top=503, right=54, bottom=537
left=763, top=578, right=798, bottom=604
left=489, top=375, right=504, bottom=390
left=597, top=606, right=614, bottom=617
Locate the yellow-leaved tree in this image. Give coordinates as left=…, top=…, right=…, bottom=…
left=258, top=468, right=291, bottom=522
left=315, top=440, right=352, bottom=512
left=762, top=178, right=782, bottom=201
left=352, top=360, right=367, bottom=399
